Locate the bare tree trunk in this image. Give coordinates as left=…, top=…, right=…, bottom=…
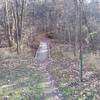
left=3, top=0, right=12, bottom=47
left=52, top=0, right=57, bottom=35
left=20, top=0, right=24, bottom=40
left=15, top=0, right=20, bottom=54
left=68, top=23, right=72, bottom=50
left=12, top=0, right=25, bottom=54
left=79, top=0, right=84, bottom=82
left=63, top=0, right=72, bottom=45
left=73, top=0, right=79, bottom=56
left=63, top=0, right=67, bottom=42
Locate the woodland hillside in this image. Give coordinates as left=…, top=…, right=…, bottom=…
left=0, top=0, right=100, bottom=100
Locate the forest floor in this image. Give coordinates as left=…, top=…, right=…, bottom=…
left=0, top=41, right=100, bottom=100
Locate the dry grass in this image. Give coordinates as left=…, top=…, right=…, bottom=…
left=84, top=52, right=100, bottom=70
left=50, top=43, right=100, bottom=71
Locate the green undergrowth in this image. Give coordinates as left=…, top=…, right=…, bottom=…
left=59, top=86, right=96, bottom=100
left=0, top=63, right=48, bottom=100
left=60, top=86, right=80, bottom=95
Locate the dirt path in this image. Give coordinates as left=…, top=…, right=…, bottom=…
left=35, top=40, right=64, bottom=100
